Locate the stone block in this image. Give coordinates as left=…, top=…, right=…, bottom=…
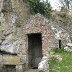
left=16, top=65, right=23, bottom=72
left=3, top=55, right=21, bottom=65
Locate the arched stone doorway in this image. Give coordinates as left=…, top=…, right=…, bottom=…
left=28, top=33, right=43, bottom=68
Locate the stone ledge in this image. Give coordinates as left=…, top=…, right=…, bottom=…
left=0, top=55, right=23, bottom=65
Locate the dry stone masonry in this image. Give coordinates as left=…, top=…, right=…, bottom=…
left=0, top=0, right=72, bottom=72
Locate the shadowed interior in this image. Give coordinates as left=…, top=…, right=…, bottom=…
left=28, top=33, right=43, bottom=69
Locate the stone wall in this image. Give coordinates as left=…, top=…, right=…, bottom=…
left=0, top=0, right=30, bottom=71
left=21, top=14, right=57, bottom=68
left=0, top=0, right=71, bottom=72
left=0, top=0, right=30, bottom=54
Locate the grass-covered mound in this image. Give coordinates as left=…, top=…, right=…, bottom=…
left=50, top=48, right=72, bottom=72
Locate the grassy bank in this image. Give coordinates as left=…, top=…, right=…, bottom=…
left=49, top=48, right=72, bottom=72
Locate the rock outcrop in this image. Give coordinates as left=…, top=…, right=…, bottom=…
left=38, top=56, right=49, bottom=72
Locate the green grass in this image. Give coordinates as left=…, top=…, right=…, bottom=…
left=49, top=48, right=72, bottom=72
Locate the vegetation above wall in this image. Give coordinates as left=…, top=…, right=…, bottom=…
left=24, top=0, right=52, bottom=18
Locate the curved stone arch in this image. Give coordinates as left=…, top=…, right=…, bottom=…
left=23, top=14, right=56, bottom=58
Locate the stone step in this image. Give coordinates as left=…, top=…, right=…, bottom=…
left=25, top=69, right=39, bottom=72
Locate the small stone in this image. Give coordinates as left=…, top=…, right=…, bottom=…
left=55, top=55, right=63, bottom=62
left=64, top=46, right=72, bottom=52
left=38, top=56, right=49, bottom=72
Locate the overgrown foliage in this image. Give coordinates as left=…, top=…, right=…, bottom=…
left=24, top=0, right=52, bottom=18
left=50, top=48, right=72, bottom=72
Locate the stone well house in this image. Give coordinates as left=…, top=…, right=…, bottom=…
left=0, top=0, right=71, bottom=72
left=22, top=14, right=56, bottom=69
